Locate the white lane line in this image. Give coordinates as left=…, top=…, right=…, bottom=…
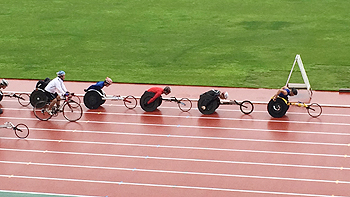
left=2, top=107, right=350, bottom=126
left=0, top=189, right=93, bottom=197
left=1, top=160, right=349, bottom=184
left=30, top=128, right=350, bottom=146
left=28, top=126, right=350, bottom=138
left=1, top=147, right=349, bottom=167
left=0, top=174, right=345, bottom=197
left=1, top=116, right=350, bottom=136
left=2, top=131, right=349, bottom=151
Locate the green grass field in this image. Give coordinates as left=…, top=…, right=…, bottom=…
left=1, top=0, right=349, bottom=90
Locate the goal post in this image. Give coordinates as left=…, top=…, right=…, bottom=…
left=285, top=54, right=312, bottom=98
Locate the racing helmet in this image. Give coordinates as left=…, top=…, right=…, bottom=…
left=163, top=86, right=171, bottom=94
left=56, top=71, right=65, bottom=77
left=220, top=91, right=229, bottom=99
left=1, top=79, right=9, bottom=87
left=105, top=77, right=113, bottom=85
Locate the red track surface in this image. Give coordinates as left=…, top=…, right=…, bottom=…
left=1, top=79, right=350, bottom=197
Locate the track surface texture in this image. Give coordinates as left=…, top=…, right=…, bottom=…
left=1, top=79, right=350, bottom=197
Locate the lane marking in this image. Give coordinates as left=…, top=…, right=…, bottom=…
left=7, top=128, right=350, bottom=147
left=1, top=160, right=349, bottom=184
left=2, top=108, right=350, bottom=127
left=0, top=174, right=345, bottom=197
left=1, top=116, right=350, bottom=136
left=1, top=148, right=349, bottom=169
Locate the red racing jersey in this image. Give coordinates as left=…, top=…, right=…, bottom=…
left=147, top=87, right=163, bottom=104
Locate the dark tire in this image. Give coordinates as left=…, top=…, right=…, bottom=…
left=240, top=100, right=254, bottom=115
left=83, top=90, right=102, bottom=109
left=178, top=98, right=192, bottom=112
left=14, top=123, right=29, bottom=139
left=197, top=95, right=220, bottom=115
left=140, top=91, right=161, bottom=112
left=33, top=101, right=53, bottom=121
left=0, top=91, right=3, bottom=101
left=123, top=95, right=137, bottom=109
left=267, top=98, right=288, bottom=118
left=63, top=101, right=83, bottom=122
left=100, top=91, right=106, bottom=105
left=18, top=93, right=30, bottom=107
left=307, top=103, right=322, bottom=118
left=30, top=89, right=48, bottom=107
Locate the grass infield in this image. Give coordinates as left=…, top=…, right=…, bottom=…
left=1, top=0, right=349, bottom=90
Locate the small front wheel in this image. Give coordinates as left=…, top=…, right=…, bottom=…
left=123, top=95, right=137, bottom=109
left=63, top=101, right=83, bottom=122
left=240, top=100, right=254, bottom=115
left=33, top=101, right=53, bottom=121
left=14, top=123, right=29, bottom=139
left=18, top=93, right=30, bottom=107
left=178, top=98, right=192, bottom=112
left=307, top=103, right=322, bottom=118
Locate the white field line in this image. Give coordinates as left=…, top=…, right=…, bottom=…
left=0, top=160, right=349, bottom=185
left=1, top=109, right=350, bottom=127
left=2, top=130, right=350, bottom=150
left=0, top=138, right=350, bottom=170
left=28, top=126, right=350, bottom=139
left=0, top=174, right=346, bottom=197
left=2, top=99, right=350, bottom=117
left=0, top=147, right=349, bottom=166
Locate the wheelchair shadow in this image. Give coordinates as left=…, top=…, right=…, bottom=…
left=267, top=116, right=291, bottom=139
left=197, top=112, right=221, bottom=127
left=140, top=109, right=164, bottom=125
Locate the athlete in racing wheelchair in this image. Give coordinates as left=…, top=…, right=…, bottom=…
left=83, top=77, right=113, bottom=109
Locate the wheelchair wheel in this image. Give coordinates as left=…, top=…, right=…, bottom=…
left=30, top=89, right=48, bottom=108
left=0, top=91, right=3, bottom=101
left=197, top=95, right=220, bottom=115
left=83, top=90, right=103, bottom=109
left=140, top=91, right=161, bottom=112
left=307, top=103, right=322, bottom=118
left=267, top=98, right=288, bottom=118
left=240, top=100, right=254, bottom=115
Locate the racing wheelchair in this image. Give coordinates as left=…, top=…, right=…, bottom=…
left=197, top=91, right=254, bottom=115
left=267, top=97, right=322, bottom=118
left=139, top=91, right=192, bottom=112
left=83, top=88, right=137, bottom=110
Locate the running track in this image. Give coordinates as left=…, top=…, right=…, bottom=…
left=0, top=79, right=350, bottom=197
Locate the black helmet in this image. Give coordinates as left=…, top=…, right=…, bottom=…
left=291, top=88, right=298, bottom=95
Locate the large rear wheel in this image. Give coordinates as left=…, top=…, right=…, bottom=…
left=197, top=96, right=220, bottom=115
left=267, top=98, right=288, bottom=118
left=63, top=101, right=83, bottom=122
left=140, top=91, right=161, bottom=112
left=83, top=90, right=102, bottom=109
left=30, top=89, right=48, bottom=107
left=33, top=101, right=53, bottom=121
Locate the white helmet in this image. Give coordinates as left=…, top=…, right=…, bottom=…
left=224, top=91, right=229, bottom=99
